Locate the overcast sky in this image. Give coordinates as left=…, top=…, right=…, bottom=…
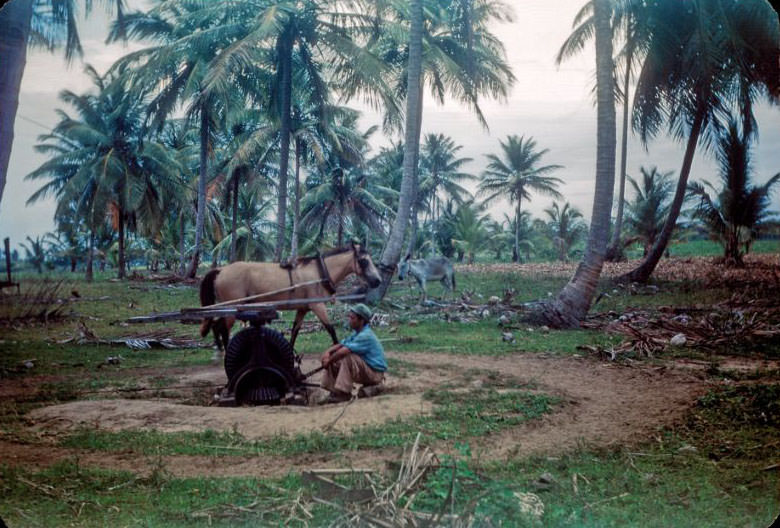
left=1, top=0, right=778, bottom=253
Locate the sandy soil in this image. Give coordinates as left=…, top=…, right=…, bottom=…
left=0, top=350, right=735, bottom=479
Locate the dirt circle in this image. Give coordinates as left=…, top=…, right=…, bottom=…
left=7, top=351, right=723, bottom=478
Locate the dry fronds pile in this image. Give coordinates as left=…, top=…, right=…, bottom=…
left=0, top=280, right=70, bottom=325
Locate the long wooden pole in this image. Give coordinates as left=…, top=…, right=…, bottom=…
left=203, top=278, right=326, bottom=309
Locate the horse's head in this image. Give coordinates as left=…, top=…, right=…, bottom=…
left=398, top=255, right=410, bottom=280
left=352, top=243, right=382, bottom=288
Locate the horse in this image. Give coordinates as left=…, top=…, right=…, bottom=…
left=398, top=255, right=456, bottom=301
left=199, top=243, right=381, bottom=356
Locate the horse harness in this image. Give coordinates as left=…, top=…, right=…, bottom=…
left=283, top=249, right=355, bottom=299
left=316, top=253, right=337, bottom=294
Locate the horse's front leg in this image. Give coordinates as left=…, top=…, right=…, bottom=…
left=289, top=308, right=308, bottom=351
left=310, top=302, right=339, bottom=344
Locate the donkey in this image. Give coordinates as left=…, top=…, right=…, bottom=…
left=398, top=255, right=456, bottom=302
left=199, top=243, right=381, bottom=356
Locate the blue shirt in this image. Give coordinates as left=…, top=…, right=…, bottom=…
left=341, top=325, right=387, bottom=372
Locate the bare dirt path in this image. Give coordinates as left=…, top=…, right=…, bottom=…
left=0, top=351, right=725, bottom=479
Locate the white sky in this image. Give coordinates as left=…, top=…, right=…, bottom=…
left=1, top=0, right=778, bottom=253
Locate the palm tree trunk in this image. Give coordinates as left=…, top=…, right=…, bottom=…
left=274, top=32, right=293, bottom=262
left=607, top=44, right=633, bottom=260
left=538, top=0, right=616, bottom=328
left=187, top=104, right=209, bottom=278
left=0, top=0, right=33, bottom=212
left=178, top=215, right=186, bottom=276
left=230, top=171, right=239, bottom=262
left=337, top=198, right=344, bottom=247
left=117, top=212, right=126, bottom=279
left=368, top=0, right=423, bottom=302
left=85, top=228, right=94, bottom=282
left=514, top=199, right=522, bottom=263
left=291, top=139, right=301, bottom=260
left=403, top=82, right=425, bottom=260
left=404, top=207, right=418, bottom=258
left=621, top=96, right=707, bottom=283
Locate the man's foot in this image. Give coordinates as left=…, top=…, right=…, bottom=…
left=325, top=391, right=352, bottom=404
left=357, top=384, right=384, bottom=399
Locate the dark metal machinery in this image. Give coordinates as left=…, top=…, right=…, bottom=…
left=128, top=295, right=362, bottom=406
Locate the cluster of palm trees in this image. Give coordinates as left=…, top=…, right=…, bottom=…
left=541, top=0, right=778, bottom=327
left=6, top=0, right=518, bottom=281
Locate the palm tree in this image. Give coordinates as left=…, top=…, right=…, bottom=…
left=368, top=0, right=424, bottom=301
left=451, top=200, right=490, bottom=264
left=539, top=0, right=617, bottom=327
left=556, top=0, right=650, bottom=261
left=20, top=235, right=47, bottom=273
left=370, top=0, right=515, bottom=300
left=288, top=104, right=372, bottom=259
left=623, top=0, right=780, bottom=283
left=418, top=133, right=473, bottom=256
left=107, top=1, right=247, bottom=277
left=0, top=0, right=125, bottom=211
left=212, top=185, right=275, bottom=262
left=195, top=0, right=392, bottom=262
left=156, top=119, right=199, bottom=275
left=543, top=202, right=587, bottom=262
left=478, top=135, right=563, bottom=262
left=624, top=166, right=675, bottom=256
left=301, top=164, right=395, bottom=247
left=25, top=65, right=180, bottom=279
left=688, top=120, right=780, bottom=266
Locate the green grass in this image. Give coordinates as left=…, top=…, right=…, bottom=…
left=0, top=461, right=318, bottom=528
left=2, top=385, right=777, bottom=527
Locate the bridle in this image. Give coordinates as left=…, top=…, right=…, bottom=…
left=315, top=244, right=375, bottom=294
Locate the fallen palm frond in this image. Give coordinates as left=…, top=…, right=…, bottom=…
left=310, top=434, right=544, bottom=527
left=182, top=435, right=545, bottom=526
left=583, top=307, right=780, bottom=359
left=57, top=321, right=204, bottom=350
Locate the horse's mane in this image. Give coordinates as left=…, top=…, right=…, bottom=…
left=295, top=245, right=364, bottom=265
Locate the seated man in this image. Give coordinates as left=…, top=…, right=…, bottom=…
left=320, top=303, right=387, bottom=402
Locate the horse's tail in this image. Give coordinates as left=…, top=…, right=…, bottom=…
left=199, top=268, right=220, bottom=338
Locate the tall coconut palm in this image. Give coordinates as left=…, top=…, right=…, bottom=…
left=107, top=0, right=247, bottom=277
left=688, top=120, right=780, bottom=266
left=543, top=201, right=587, bottom=262
left=0, top=0, right=125, bottom=211
left=366, top=0, right=424, bottom=301
left=556, top=0, right=651, bottom=261
left=25, top=65, right=180, bottom=279
left=197, top=0, right=393, bottom=262
left=539, top=0, right=616, bottom=327
left=418, top=133, right=473, bottom=256
left=478, top=135, right=564, bottom=263
left=622, top=0, right=780, bottom=282
left=624, top=166, right=675, bottom=256
left=369, top=0, right=515, bottom=300
left=156, top=119, right=199, bottom=275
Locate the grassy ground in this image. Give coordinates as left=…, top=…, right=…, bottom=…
left=1, top=249, right=779, bottom=526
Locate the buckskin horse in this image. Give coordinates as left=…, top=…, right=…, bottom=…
left=199, top=243, right=381, bottom=355
left=398, top=255, right=456, bottom=302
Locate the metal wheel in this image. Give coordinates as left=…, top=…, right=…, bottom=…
left=224, top=326, right=295, bottom=404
